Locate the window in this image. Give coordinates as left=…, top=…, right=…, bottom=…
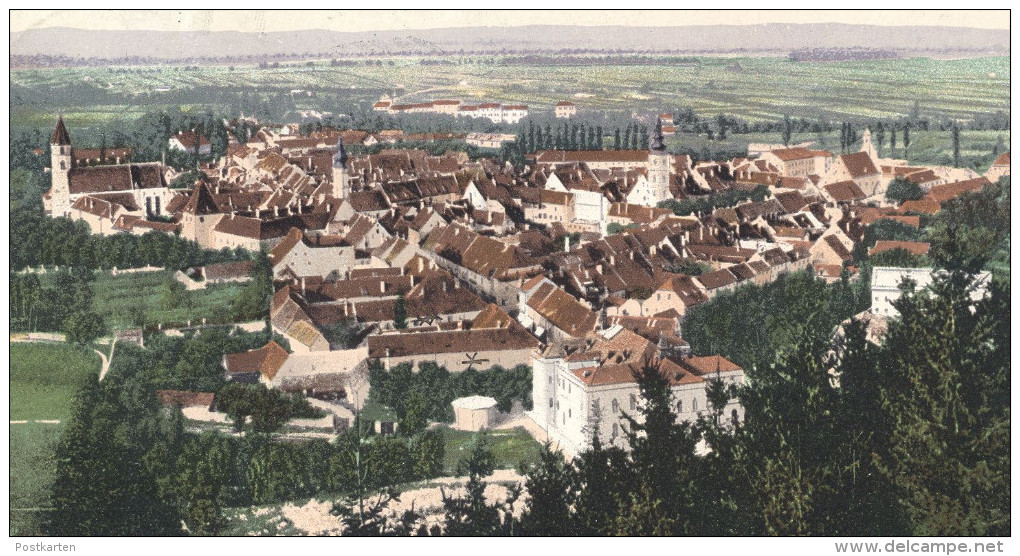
left=693, top=398, right=698, bottom=412
left=677, top=400, right=683, bottom=413
left=612, top=423, right=618, bottom=436
left=629, top=394, right=637, bottom=411
left=548, top=376, right=552, bottom=384
left=611, top=399, right=619, bottom=413
left=562, top=413, right=566, bottom=425
left=731, top=409, right=739, bottom=426
left=549, top=398, right=553, bottom=408
left=568, top=409, right=572, bottom=418
left=60, top=161, right=66, bottom=170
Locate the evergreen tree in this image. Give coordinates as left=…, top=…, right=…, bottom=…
left=518, top=444, right=578, bottom=535
left=952, top=123, right=961, bottom=167
left=612, top=363, right=701, bottom=535
left=873, top=274, right=1009, bottom=535
left=393, top=295, right=408, bottom=329
left=441, top=434, right=520, bottom=535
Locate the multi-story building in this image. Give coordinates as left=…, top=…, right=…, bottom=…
left=530, top=326, right=745, bottom=457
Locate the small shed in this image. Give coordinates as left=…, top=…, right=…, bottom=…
left=451, top=396, right=499, bottom=431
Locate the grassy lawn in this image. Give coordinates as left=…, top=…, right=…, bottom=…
left=10, top=424, right=64, bottom=536
left=40, top=269, right=246, bottom=330
left=10, top=342, right=102, bottom=421
left=438, top=426, right=543, bottom=475
left=10, top=342, right=102, bottom=535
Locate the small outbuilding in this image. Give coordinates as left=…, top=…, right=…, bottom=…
left=451, top=395, right=499, bottom=431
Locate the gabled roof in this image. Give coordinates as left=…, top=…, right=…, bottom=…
left=870, top=240, right=930, bottom=256
left=926, top=177, right=990, bottom=203
left=526, top=283, right=598, bottom=338
left=223, top=340, right=289, bottom=381
left=824, top=180, right=867, bottom=203
left=471, top=303, right=515, bottom=330
left=992, top=152, right=1010, bottom=166
left=839, top=152, right=880, bottom=178
left=768, top=147, right=815, bottom=162
left=183, top=183, right=220, bottom=215
left=367, top=324, right=539, bottom=358
left=696, top=268, right=737, bottom=290
left=822, top=235, right=854, bottom=262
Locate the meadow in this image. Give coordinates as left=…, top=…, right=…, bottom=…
left=37, top=269, right=248, bottom=330
left=11, top=55, right=1008, bottom=137
left=439, top=426, right=543, bottom=474
left=10, top=342, right=103, bottom=535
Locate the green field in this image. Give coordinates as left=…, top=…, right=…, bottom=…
left=39, top=269, right=247, bottom=330
left=10, top=56, right=1008, bottom=137
left=10, top=342, right=103, bottom=535
left=10, top=424, right=64, bottom=536
left=439, top=426, right=544, bottom=474
left=10, top=342, right=102, bottom=420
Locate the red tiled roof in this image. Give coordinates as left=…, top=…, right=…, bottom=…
left=367, top=323, right=539, bottom=358
left=527, top=283, right=598, bottom=338
left=870, top=240, right=930, bottom=256
left=898, top=199, right=941, bottom=214
left=824, top=180, right=866, bottom=202
left=223, top=341, right=289, bottom=381
left=768, top=147, right=815, bottom=162
left=926, top=177, right=990, bottom=203
left=156, top=390, right=215, bottom=409
left=839, top=152, right=880, bottom=178
left=172, top=130, right=210, bottom=148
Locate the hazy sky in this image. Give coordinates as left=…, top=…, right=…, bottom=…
left=10, top=10, right=1010, bottom=33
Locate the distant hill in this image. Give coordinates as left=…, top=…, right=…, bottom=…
left=9, top=23, right=1009, bottom=64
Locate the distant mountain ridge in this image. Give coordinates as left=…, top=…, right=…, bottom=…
left=10, top=23, right=1009, bottom=61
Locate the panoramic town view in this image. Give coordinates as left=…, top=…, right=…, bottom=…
left=8, top=10, right=1010, bottom=540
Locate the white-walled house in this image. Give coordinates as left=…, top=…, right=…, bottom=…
left=529, top=326, right=744, bottom=457
left=870, top=266, right=991, bottom=318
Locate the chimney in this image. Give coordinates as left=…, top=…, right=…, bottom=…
left=609, top=254, right=615, bottom=265
left=256, top=208, right=261, bottom=218
left=650, top=245, right=657, bottom=256
left=564, top=235, right=570, bottom=252
left=596, top=263, right=603, bottom=274
left=454, top=280, right=460, bottom=289
left=274, top=205, right=279, bottom=218
left=301, top=277, right=306, bottom=294
left=380, top=280, right=386, bottom=294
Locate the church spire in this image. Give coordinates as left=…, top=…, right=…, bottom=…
left=650, top=118, right=666, bottom=153
left=333, top=135, right=348, bottom=169
left=51, top=114, right=71, bottom=146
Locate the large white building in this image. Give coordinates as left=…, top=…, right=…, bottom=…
left=530, top=326, right=744, bottom=457
left=870, top=266, right=991, bottom=318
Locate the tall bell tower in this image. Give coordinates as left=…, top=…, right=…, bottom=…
left=647, top=119, right=671, bottom=204
left=50, top=115, right=73, bottom=217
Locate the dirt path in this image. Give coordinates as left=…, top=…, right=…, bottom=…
left=96, top=339, right=115, bottom=380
